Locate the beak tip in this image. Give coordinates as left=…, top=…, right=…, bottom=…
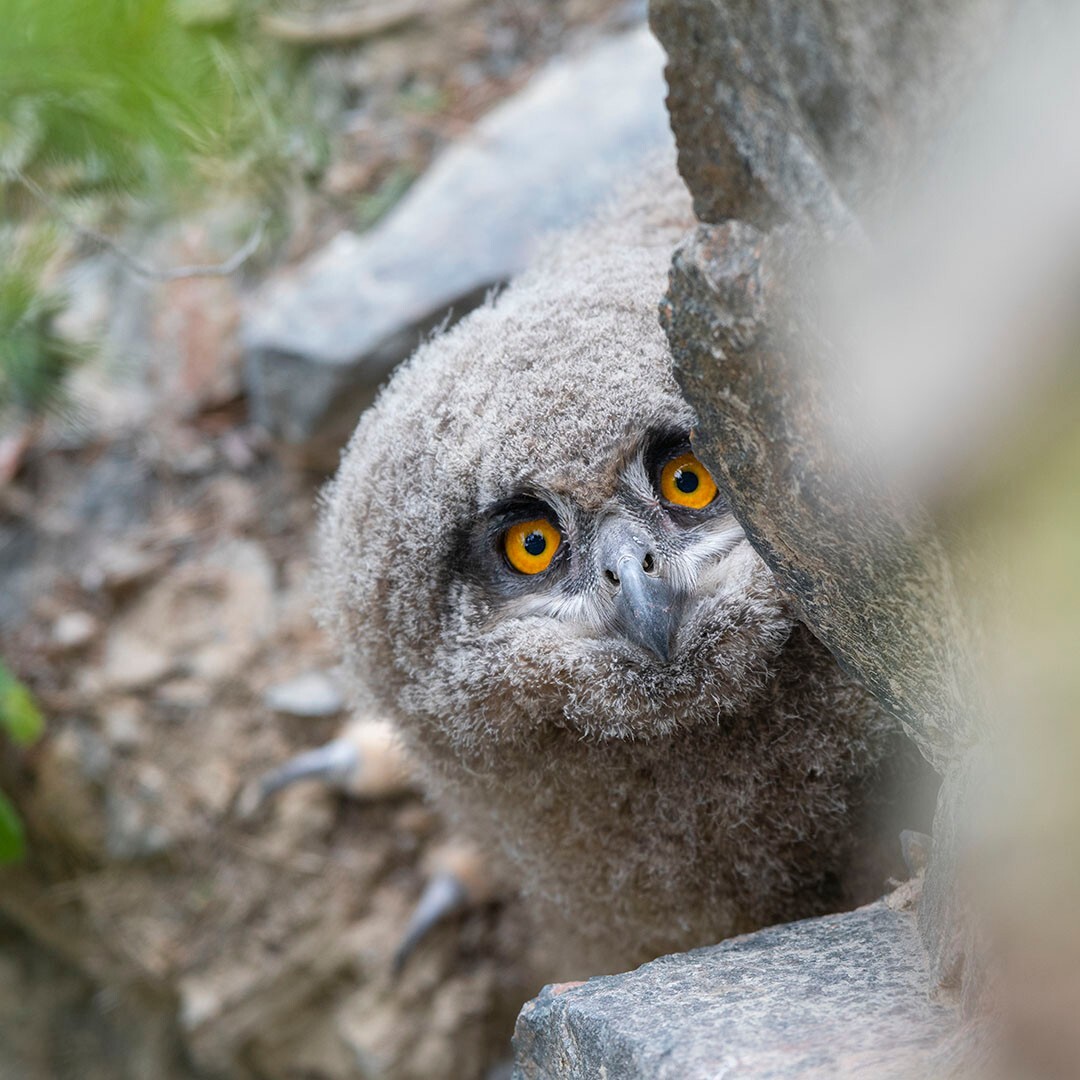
left=616, top=592, right=681, bottom=664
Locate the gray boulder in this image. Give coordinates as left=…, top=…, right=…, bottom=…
left=243, top=24, right=673, bottom=467
left=649, top=0, right=1012, bottom=232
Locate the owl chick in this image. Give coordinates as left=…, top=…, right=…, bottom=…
left=319, top=164, right=929, bottom=976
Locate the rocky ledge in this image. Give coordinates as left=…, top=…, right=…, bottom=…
left=512, top=897, right=957, bottom=1079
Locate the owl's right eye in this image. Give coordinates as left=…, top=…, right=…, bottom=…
left=503, top=519, right=561, bottom=575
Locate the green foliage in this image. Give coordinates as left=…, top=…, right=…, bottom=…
left=0, top=661, right=45, bottom=748
left=0, top=790, right=26, bottom=863
left=0, top=0, right=249, bottom=194
left=0, top=0, right=248, bottom=424
left=0, top=0, right=315, bottom=426
left=0, top=0, right=317, bottom=206
left=0, top=660, right=44, bottom=863
left=0, top=225, right=89, bottom=423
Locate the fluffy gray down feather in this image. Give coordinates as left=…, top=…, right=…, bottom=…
left=319, top=159, right=926, bottom=976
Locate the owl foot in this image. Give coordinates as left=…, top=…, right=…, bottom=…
left=393, top=841, right=497, bottom=974
left=238, top=717, right=416, bottom=816
left=241, top=726, right=496, bottom=972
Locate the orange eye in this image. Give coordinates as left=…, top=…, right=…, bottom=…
left=659, top=451, right=718, bottom=509
left=504, top=518, right=561, bottom=575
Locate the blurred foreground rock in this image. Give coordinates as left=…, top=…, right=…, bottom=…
left=242, top=24, right=672, bottom=468
left=513, top=898, right=956, bottom=1079
left=650, top=0, right=1023, bottom=1013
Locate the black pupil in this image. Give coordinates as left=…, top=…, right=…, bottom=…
left=674, top=468, right=699, bottom=494
left=523, top=531, right=547, bottom=556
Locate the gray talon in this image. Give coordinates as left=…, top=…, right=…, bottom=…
left=239, top=718, right=416, bottom=817
left=393, top=871, right=471, bottom=975
left=258, top=737, right=359, bottom=800
left=392, top=842, right=497, bottom=974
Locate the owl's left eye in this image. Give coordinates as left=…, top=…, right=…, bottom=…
left=503, top=518, right=561, bottom=574
left=659, top=451, right=719, bottom=510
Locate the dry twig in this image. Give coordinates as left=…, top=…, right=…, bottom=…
left=13, top=170, right=269, bottom=281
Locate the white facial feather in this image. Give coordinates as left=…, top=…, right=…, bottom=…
left=494, top=447, right=749, bottom=637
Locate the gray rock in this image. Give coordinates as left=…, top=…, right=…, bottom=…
left=100, top=633, right=175, bottom=693
left=105, top=789, right=173, bottom=861
left=81, top=542, right=172, bottom=596
left=53, top=255, right=115, bottom=345
left=649, top=0, right=1013, bottom=231
left=263, top=671, right=345, bottom=718
left=242, top=25, right=673, bottom=466
left=652, top=2, right=1033, bottom=1006
left=512, top=900, right=958, bottom=1079
left=101, top=699, right=146, bottom=753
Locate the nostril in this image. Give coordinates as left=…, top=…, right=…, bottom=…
left=642, top=553, right=656, bottom=574
left=604, top=568, right=620, bottom=586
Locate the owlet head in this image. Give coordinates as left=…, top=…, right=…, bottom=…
left=320, top=169, right=794, bottom=751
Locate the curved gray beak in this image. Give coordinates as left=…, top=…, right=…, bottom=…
left=599, top=523, right=683, bottom=663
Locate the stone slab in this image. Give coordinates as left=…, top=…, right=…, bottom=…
left=512, top=900, right=957, bottom=1079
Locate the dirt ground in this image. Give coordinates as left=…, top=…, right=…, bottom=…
left=0, top=430, right=538, bottom=1079
left=0, top=2, right=628, bottom=1076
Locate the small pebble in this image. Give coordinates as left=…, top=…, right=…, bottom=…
left=51, top=611, right=99, bottom=652
left=263, top=671, right=345, bottom=718
left=102, top=700, right=145, bottom=753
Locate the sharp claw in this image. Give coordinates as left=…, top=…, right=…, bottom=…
left=392, top=871, right=470, bottom=975
left=238, top=718, right=416, bottom=817
left=258, top=737, right=359, bottom=800
left=392, top=842, right=497, bottom=975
